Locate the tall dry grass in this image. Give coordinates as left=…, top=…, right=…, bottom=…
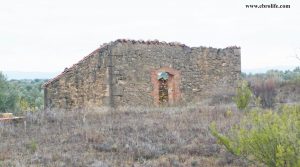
left=0, top=104, right=245, bottom=167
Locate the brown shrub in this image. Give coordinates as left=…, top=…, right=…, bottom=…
left=250, top=78, right=277, bottom=108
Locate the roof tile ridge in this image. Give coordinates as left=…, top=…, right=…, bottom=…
left=115, top=39, right=189, bottom=48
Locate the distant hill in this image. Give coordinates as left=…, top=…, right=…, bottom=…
left=3, top=71, right=59, bottom=80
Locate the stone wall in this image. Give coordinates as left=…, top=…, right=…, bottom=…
left=44, top=44, right=111, bottom=110
left=44, top=39, right=241, bottom=109
left=111, top=40, right=241, bottom=107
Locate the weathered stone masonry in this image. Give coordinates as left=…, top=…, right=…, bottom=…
left=43, top=39, right=241, bottom=109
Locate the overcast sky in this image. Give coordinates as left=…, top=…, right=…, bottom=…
left=0, top=0, right=299, bottom=73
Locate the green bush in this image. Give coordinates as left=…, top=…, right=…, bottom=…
left=25, top=140, right=38, bottom=153
left=233, top=80, right=252, bottom=110
left=210, top=105, right=300, bottom=167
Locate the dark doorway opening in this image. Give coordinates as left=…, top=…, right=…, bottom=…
left=158, top=78, right=168, bottom=104
left=151, top=67, right=181, bottom=106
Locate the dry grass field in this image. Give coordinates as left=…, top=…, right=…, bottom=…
left=0, top=104, right=247, bottom=167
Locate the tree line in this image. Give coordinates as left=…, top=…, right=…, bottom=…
left=242, top=66, right=300, bottom=84
left=0, top=72, right=45, bottom=114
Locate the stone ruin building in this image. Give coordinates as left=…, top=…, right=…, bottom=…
left=43, top=39, right=241, bottom=110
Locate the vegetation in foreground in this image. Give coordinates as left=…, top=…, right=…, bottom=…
left=211, top=104, right=300, bottom=167
left=0, top=105, right=246, bottom=167
left=210, top=68, right=300, bottom=167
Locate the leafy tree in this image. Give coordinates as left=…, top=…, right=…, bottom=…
left=210, top=105, right=300, bottom=167
left=0, top=72, right=18, bottom=112
left=9, top=79, right=45, bottom=112
left=0, top=72, right=45, bottom=113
